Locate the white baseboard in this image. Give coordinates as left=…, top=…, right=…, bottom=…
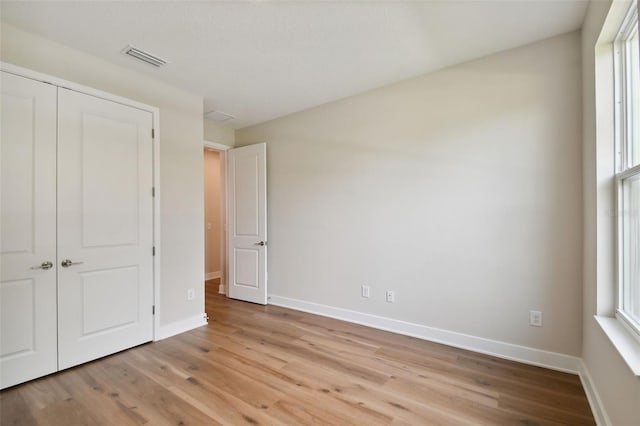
left=218, top=284, right=226, bottom=295
left=205, top=271, right=221, bottom=280
left=578, top=360, right=611, bottom=426
left=155, top=313, right=208, bottom=341
left=268, top=294, right=581, bottom=374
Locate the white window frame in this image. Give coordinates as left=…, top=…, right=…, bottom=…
left=614, top=1, right=640, bottom=339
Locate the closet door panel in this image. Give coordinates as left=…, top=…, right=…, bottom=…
left=0, top=72, right=58, bottom=389
left=57, top=88, right=153, bottom=370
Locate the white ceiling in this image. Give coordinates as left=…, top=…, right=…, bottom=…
left=1, top=1, right=589, bottom=129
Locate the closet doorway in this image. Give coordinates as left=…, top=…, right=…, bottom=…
left=203, top=142, right=228, bottom=299
left=1, top=66, right=159, bottom=389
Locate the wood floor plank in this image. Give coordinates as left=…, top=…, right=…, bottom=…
left=0, top=287, right=596, bottom=425
left=12, top=377, right=72, bottom=411
left=282, top=360, right=475, bottom=425
left=140, top=341, right=289, bottom=411
left=375, top=345, right=591, bottom=414
left=0, top=388, right=39, bottom=426
left=234, top=327, right=391, bottom=385
left=50, top=368, right=148, bottom=426
left=33, top=397, right=100, bottom=426
left=123, top=348, right=283, bottom=425
left=88, top=355, right=218, bottom=425
left=455, top=354, right=586, bottom=392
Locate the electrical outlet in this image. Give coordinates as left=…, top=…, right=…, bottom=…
left=187, top=288, right=195, bottom=301
left=386, top=290, right=395, bottom=303
left=529, top=310, right=542, bottom=327
left=361, top=285, right=371, bottom=298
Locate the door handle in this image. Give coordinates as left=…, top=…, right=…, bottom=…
left=61, top=259, right=84, bottom=268
left=31, top=261, right=54, bottom=270
left=254, top=241, right=267, bottom=246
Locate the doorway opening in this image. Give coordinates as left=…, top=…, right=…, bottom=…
left=203, top=143, right=227, bottom=303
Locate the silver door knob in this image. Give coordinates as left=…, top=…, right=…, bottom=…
left=31, top=261, right=53, bottom=270
left=254, top=241, right=267, bottom=246
left=61, top=259, right=84, bottom=268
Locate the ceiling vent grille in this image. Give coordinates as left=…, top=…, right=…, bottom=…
left=205, top=110, right=235, bottom=122
left=122, top=45, right=168, bottom=67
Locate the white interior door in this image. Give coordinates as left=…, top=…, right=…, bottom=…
left=57, top=88, right=154, bottom=370
left=228, top=143, right=267, bottom=304
left=0, top=72, right=58, bottom=389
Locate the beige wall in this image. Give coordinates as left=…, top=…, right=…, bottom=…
left=237, top=32, right=584, bottom=356
left=1, top=24, right=206, bottom=327
left=581, top=0, right=640, bottom=423
left=204, top=118, right=235, bottom=147
left=204, top=150, right=222, bottom=275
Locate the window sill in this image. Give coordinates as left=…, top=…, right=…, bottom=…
left=595, top=315, right=640, bottom=376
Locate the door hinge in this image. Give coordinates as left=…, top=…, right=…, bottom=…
left=152, top=187, right=155, bottom=197
left=152, top=128, right=155, bottom=139
left=152, top=305, right=155, bottom=315
left=152, top=246, right=156, bottom=256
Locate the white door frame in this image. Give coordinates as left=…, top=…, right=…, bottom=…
left=203, top=140, right=230, bottom=295
left=0, top=62, right=162, bottom=340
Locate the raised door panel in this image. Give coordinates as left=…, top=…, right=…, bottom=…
left=0, top=72, right=58, bottom=389
left=234, top=154, right=259, bottom=237
left=57, top=88, right=153, bottom=370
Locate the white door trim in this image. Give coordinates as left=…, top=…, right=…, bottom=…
left=204, top=140, right=229, bottom=294
left=204, top=139, right=231, bottom=151
left=0, top=61, right=162, bottom=341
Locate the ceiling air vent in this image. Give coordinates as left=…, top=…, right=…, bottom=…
left=205, top=110, right=235, bottom=122
left=122, top=45, right=168, bottom=68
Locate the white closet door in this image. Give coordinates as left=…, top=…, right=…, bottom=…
left=0, top=72, right=58, bottom=389
left=57, top=88, right=154, bottom=369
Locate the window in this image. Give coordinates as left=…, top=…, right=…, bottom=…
left=615, top=1, right=640, bottom=336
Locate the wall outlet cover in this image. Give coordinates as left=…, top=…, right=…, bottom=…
left=361, top=285, right=371, bottom=298
left=529, top=310, right=543, bottom=327
left=386, top=290, right=395, bottom=303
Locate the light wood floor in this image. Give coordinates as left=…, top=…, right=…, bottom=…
left=1, top=281, right=595, bottom=425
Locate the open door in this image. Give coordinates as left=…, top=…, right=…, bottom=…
left=227, top=143, right=267, bottom=304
